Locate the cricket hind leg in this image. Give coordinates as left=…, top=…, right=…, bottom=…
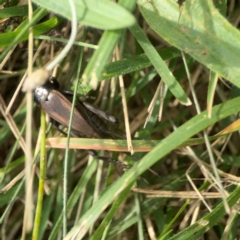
left=49, top=121, right=130, bottom=170
left=50, top=119, right=160, bottom=177
left=87, top=150, right=130, bottom=171
left=81, top=102, right=118, bottom=125
left=88, top=149, right=160, bottom=178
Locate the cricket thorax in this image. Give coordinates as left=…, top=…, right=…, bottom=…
left=34, top=86, right=50, bottom=105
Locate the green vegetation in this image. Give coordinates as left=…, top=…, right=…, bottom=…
left=0, top=0, right=240, bottom=239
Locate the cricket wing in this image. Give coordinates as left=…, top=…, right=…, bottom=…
left=42, top=90, right=101, bottom=138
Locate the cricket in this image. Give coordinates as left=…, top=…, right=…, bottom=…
left=33, top=77, right=130, bottom=169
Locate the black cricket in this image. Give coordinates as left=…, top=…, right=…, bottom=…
left=33, top=77, right=130, bottom=169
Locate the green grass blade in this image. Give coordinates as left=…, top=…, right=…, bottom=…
left=129, top=23, right=190, bottom=105
left=207, top=72, right=218, bottom=117
left=0, top=5, right=36, bottom=18
left=82, top=0, right=137, bottom=90
left=33, top=0, right=135, bottom=30
left=64, top=96, right=240, bottom=239
left=139, top=0, right=240, bottom=88
left=101, top=47, right=181, bottom=80
left=32, top=110, right=47, bottom=240
left=160, top=200, right=190, bottom=239
left=0, top=8, right=54, bottom=61
left=0, top=17, right=61, bottom=47
left=48, top=159, right=98, bottom=240
left=90, top=182, right=133, bottom=240
left=169, top=187, right=240, bottom=240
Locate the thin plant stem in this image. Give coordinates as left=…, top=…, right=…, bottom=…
left=22, top=1, right=34, bottom=237
left=32, top=110, right=47, bottom=240
left=45, top=0, right=77, bottom=72
left=62, top=0, right=81, bottom=233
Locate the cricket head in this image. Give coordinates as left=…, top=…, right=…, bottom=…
left=33, top=77, right=60, bottom=105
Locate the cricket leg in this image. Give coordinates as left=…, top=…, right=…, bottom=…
left=81, top=102, right=118, bottom=125
left=87, top=149, right=130, bottom=170
left=62, top=91, right=117, bottom=124
left=49, top=121, right=129, bottom=170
